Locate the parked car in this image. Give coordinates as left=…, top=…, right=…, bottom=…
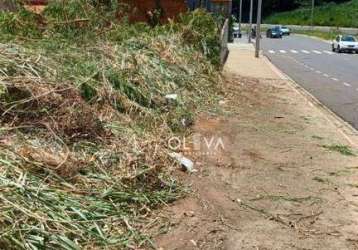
left=280, top=26, right=291, bottom=35
left=332, top=35, right=358, bottom=53
left=266, top=27, right=282, bottom=39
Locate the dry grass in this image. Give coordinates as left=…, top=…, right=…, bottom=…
left=0, top=1, right=223, bottom=248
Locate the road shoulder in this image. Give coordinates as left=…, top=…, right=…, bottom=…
left=263, top=51, right=358, bottom=148
left=153, top=44, right=358, bottom=250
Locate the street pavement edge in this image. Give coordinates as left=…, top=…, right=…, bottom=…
left=263, top=54, right=358, bottom=147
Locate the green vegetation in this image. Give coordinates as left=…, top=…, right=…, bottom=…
left=322, top=144, right=356, bottom=156
left=265, top=0, right=358, bottom=28
left=0, top=1, right=222, bottom=249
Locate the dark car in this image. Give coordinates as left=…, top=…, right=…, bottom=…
left=266, top=27, right=283, bottom=39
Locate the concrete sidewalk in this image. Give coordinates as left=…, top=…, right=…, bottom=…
left=224, top=43, right=279, bottom=79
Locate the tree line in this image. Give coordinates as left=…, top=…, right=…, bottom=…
left=232, top=0, right=351, bottom=20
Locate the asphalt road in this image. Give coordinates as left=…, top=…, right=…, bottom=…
left=261, top=34, right=358, bottom=129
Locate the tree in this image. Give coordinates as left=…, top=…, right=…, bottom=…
left=232, top=0, right=351, bottom=20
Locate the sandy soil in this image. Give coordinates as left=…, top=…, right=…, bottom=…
left=153, top=74, right=358, bottom=250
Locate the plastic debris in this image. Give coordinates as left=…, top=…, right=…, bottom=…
left=169, top=152, right=196, bottom=173
left=165, top=94, right=178, bottom=100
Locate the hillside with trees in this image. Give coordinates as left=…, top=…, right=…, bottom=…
left=232, top=0, right=352, bottom=23
left=264, top=0, right=358, bottom=27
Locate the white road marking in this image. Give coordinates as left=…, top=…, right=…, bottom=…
left=323, top=50, right=334, bottom=55
left=315, top=70, right=321, bottom=74
left=323, top=74, right=329, bottom=78
left=343, top=82, right=351, bottom=87
left=331, top=78, right=339, bottom=82
left=356, top=88, right=358, bottom=91
left=309, top=67, right=315, bottom=70
left=268, top=49, right=336, bottom=55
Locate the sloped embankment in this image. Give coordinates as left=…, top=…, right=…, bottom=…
left=0, top=1, right=222, bottom=248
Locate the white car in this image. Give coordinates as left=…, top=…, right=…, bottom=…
left=332, top=35, right=358, bottom=53
left=280, top=26, right=290, bottom=35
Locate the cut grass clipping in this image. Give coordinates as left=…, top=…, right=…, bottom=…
left=322, top=144, right=356, bottom=156
left=0, top=1, right=222, bottom=249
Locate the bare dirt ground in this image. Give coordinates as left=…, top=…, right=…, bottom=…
left=154, top=73, right=358, bottom=250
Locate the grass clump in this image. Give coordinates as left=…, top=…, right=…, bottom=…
left=322, top=144, right=356, bottom=156
left=0, top=1, right=222, bottom=249
left=265, top=0, right=358, bottom=28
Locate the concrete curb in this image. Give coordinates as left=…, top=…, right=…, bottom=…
left=263, top=55, right=358, bottom=147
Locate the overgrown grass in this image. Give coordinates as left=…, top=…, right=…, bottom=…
left=0, top=1, right=223, bottom=248
left=265, top=0, right=358, bottom=28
